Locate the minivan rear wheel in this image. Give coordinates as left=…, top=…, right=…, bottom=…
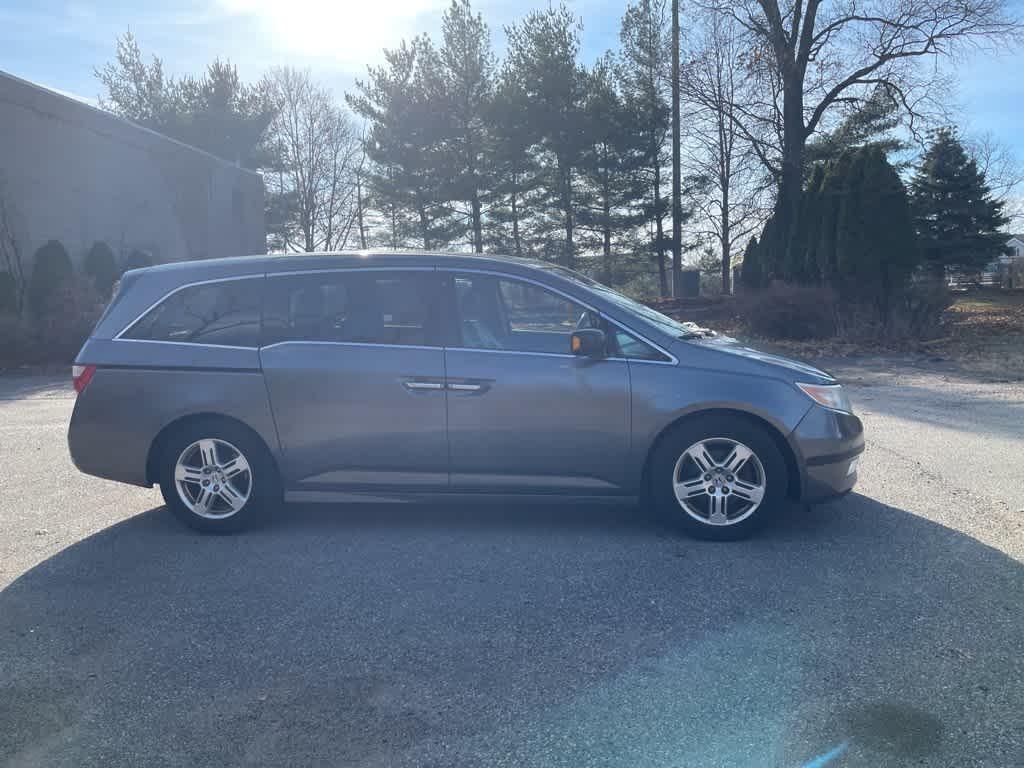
left=650, top=415, right=787, bottom=540
left=158, top=419, right=277, bottom=533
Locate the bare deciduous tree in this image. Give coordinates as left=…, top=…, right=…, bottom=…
left=0, top=176, right=27, bottom=314
left=670, top=0, right=683, bottom=294
left=967, top=130, right=1023, bottom=201
left=705, top=0, right=1020, bottom=253
left=683, top=10, right=772, bottom=293
left=264, top=67, right=362, bottom=253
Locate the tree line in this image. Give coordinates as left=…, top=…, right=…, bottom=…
left=95, top=0, right=1019, bottom=299
left=738, top=126, right=1011, bottom=337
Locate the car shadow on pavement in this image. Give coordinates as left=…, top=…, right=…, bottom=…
left=272, top=497, right=665, bottom=536
left=849, top=382, right=1024, bottom=440
left=2, top=494, right=1022, bottom=768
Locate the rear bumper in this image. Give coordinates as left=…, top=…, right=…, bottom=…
left=68, top=391, right=151, bottom=487
left=792, top=406, right=864, bottom=503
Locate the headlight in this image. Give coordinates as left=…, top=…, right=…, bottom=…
left=796, top=382, right=853, bottom=414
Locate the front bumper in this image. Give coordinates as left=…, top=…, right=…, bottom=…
left=791, top=406, right=865, bottom=502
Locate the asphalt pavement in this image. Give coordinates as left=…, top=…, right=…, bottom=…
left=1, top=363, right=1022, bottom=768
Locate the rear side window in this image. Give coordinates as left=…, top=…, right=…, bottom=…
left=122, top=278, right=261, bottom=347
left=262, top=271, right=444, bottom=347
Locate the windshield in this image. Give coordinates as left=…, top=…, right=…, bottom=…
left=543, top=264, right=708, bottom=338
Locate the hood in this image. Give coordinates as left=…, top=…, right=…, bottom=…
left=688, top=335, right=835, bottom=382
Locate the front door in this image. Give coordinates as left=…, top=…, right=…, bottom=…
left=443, top=272, right=631, bottom=494
left=259, top=269, right=449, bottom=490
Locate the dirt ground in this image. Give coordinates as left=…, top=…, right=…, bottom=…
left=928, top=291, right=1024, bottom=379
left=669, top=289, right=1024, bottom=382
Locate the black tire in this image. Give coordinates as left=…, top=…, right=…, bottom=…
left=158, top=418, right=279, bottom=534
left=649, top=414, right=787, bottom=541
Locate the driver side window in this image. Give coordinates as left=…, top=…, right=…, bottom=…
left=453, top=274, right=599, bottom=355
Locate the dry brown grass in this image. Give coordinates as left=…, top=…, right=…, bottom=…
left=928, top=291, right=1024, bottom=379
left=651, top=289, right=1024, bottom=381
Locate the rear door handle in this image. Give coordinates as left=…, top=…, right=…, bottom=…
left=445, top=379, right=491, bottom=394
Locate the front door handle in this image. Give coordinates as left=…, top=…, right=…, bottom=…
left=447, top=382, right=484, bottom=392
left=403, top=379, right=444, bottom=392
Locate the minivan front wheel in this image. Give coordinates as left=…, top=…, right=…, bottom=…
left=158, top=420, right=276, bottom=533
left=651, top=416, right=786, bottom=540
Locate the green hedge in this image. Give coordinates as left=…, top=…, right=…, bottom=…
left=28, top=240, right=72, bottom=320
left=84, top=241, right=118, bottom=299
left=0, top=271, right=17, bottom=315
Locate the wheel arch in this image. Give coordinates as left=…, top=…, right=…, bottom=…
left=641, top=407, right=802, bottom=501
left=146, top=412, right=281, bottom=487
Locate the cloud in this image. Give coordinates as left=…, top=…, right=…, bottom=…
left=217, top=0, right=450, bottom=71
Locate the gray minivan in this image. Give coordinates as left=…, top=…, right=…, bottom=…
left=68, top=251, right=863, bottom=539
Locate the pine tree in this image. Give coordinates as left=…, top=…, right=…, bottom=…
left=739, top=235, right=761, bottom=291
left=428, top=0, right=495, bottom=252
left=813, top=152, right=853, bottom=283
left=348, top=39, right=453, bottom=249
left=782, top=164, right=826, bottom=282
left=504, top=5, right=589, bottom=268
left=96, top=33, right=273, bottom=168
left=576, top=57, right=646, bottom=283
left=835, top=147, right=920, bottom=317
left=797, top=164, right=826, bottom=283
left=910, top=128, right=1009, bottom=276
left=487, top=64, right=542, bottom=256
left=804, top=86, right=905, bottom=168
left=617, top=0, right=671, bottom=295
left=755, top=215, right=780, bottom=283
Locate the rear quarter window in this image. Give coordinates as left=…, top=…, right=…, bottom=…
left=122, top=278, right=262, bottom=347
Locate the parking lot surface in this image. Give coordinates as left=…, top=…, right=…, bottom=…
left=1, top=363, right=1023, bottom=767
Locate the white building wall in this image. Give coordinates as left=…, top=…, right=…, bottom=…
left=0, top=71, right=265, bottom=272
left=1006, top=237, right=1024, bottom=262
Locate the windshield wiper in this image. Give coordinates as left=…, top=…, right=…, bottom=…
left=678, top=323, right=716, bottom=340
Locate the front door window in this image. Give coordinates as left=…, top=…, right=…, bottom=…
left=453, top=274, right=600, bottom=356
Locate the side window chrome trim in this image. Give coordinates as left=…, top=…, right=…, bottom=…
left=113, top=338, right=260, bottom=352
left=114, top=273, right=265, bottom=341
left=440, top=267, right=678, bottom=365
left=260, top=340, right=443, bottom=352
left=444, top=345, right=615, bottom=361
left=610, top=356, right=677, bottom=366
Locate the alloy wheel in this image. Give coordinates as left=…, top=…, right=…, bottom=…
left=672, top=437, right=766, bottom=526
left=174, top=438, right=253, bottom=519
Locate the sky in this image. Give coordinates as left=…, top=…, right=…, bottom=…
left=1, top=0, right=1022, bottom=159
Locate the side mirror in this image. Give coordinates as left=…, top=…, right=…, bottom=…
left=570, top=328, right=606, bottom=358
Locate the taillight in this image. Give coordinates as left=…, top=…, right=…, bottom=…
left=72, top=364, right=96, bottom=394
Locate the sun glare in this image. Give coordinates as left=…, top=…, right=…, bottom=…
left=218, top=0, right=448, bottom=68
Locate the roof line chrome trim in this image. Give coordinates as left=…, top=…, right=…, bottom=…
left=270, top=266, right=438, bottom=277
